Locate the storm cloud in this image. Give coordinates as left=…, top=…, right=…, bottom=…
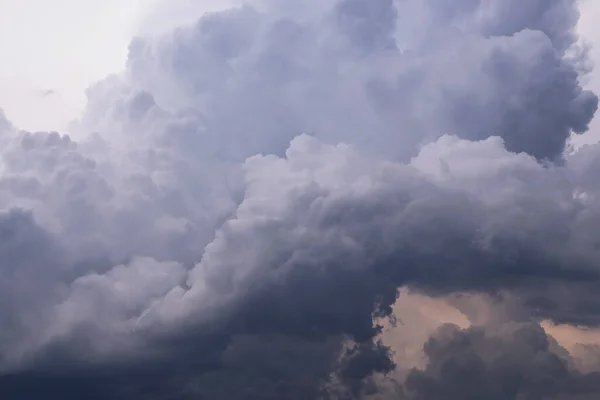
left=404, top=322, right=600, bottom=400
left=0, top=0, right=600, bottom=398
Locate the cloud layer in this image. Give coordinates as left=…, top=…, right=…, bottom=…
left=1, top=0, right=600, bottom=398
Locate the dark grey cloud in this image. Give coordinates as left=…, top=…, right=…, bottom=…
left=39, top=89, right=58, bottom=98
left=0, top=335, right=343, bottom=400
left=0, top=0, right=599, bottom=398
left=404, top=323, right=600, bottom=400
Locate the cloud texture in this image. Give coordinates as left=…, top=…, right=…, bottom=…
left=404, top=322, right=600, bottom=400
left=1, top=0, right=600, bottom=398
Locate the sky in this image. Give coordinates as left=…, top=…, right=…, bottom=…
left=0, top=0, right=137, bottom=131
left=0, top=0, right=235, bottom=132
left=2, top=1, right=600, bottom=399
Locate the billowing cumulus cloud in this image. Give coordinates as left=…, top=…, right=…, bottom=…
left=1, top=0, right=600, bottom=398
left=403, top=322, right=600, bottom=400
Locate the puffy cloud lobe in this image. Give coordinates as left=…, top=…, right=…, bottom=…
left=24, top=133, right=598, bottom=397
left=142, top=134, right=600, bottom=347
left=0, top=0, right=599, bottom=398
left=404, top=323, right=600, bottom=400
left=108, top=0, right=596, bottom=162
left=1, top=131, right=598, bottom=397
